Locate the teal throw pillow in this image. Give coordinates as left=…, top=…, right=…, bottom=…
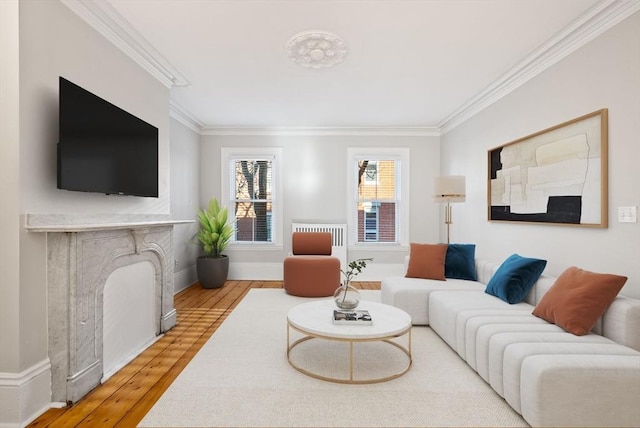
left=445, top=244, right=477, bottom=281
left=485, top=254, right=547, bottom=304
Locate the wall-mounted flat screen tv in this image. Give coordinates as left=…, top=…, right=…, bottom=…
left=57, top=77, right=159, bottom=197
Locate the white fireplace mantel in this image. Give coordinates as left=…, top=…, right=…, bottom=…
left=25, top=213, right=192, bottom=232
left=26, top=213, right=193, bottom=404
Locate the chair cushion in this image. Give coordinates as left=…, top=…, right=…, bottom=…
left=292, top=232, right=332, bottom=255
left=283, top=255, right=340, bottom=297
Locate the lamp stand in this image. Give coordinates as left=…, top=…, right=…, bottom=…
left=444, top=201, right=452, bottom=244
left=434, top=175, right=465, bottom=245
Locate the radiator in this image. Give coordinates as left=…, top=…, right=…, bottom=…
left=291, top=223, right=347, bottom=273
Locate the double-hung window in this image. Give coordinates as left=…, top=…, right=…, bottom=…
left=221, top=147, right=283, bottom=247
left=347, top=148, right=410, bottom=246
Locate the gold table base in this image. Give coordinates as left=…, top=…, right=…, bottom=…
left=286, top=322, right=412, bottom=384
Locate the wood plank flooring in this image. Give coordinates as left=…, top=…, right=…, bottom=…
left=29, top=280, right=381, bottom=428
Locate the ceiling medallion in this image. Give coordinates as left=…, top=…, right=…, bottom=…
left=286, top=31, right=347, bottom=69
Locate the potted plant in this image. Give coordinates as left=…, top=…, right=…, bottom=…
left=196, top=197, right=234, bottom=289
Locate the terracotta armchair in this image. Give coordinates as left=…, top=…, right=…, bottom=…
left=283, top=232, right=341, bottom=297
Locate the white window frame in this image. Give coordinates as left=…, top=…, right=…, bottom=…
left=346, top=147, right=410, bottom=248
left=221, top=147, right=283, bottom=249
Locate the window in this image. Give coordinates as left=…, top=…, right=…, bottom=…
left=221, top=148, right=283, bottom=247
left=347, top=148, right=410, bottom=246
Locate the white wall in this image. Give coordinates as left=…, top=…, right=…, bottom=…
left=0, top=1, right=172, bottom=425
left=0, top=0, right=22, bottom=406
left=441, top=12, right=640, bottom=299
left=170, top=117, right=201, bottom=292
left=19, top=2, right=170, bottom=215
left=200, top=134, right=441, bottom=279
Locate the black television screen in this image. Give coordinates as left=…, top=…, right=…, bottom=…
left=57, top=77, right=159, bottom=197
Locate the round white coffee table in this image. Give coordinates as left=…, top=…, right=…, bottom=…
left=286, top=299, right=412, bottom=384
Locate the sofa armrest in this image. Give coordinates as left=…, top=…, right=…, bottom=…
left=603, top=296, right=640, bottom=351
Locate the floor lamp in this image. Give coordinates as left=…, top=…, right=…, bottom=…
left=434, top=176, right=466, bottom=244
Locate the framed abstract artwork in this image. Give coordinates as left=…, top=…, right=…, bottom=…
left=488, top=109, right=608, bottom=227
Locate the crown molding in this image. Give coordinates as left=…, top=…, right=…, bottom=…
left=169, top=100, right=204, bottom=133
left=63, top=0, right=638, bottom=135
left=200, top=126, right=440, bottom=137
left=61, top=0, right=190, bottom=88
left=438, top=0, right=640, bottom=134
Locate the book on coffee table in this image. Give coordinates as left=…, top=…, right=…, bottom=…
left=333, top=309, right=373, bottom=325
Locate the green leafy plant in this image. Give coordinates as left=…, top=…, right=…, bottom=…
left=196, top=197, right=234, bottom=258
left=341, top=258, right=373, bottom=285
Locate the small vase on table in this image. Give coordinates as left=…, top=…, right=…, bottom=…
left=333, top=280, right=361, bottom=310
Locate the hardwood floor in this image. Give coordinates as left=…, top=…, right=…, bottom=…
left=29, top=280, right=381, bottom=428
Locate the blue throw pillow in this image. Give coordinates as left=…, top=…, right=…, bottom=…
left=485, top=254, right=547, bottom=304
left=445, top=244, right=477, bottom=280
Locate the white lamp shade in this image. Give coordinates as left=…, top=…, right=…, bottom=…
left=434, top=175, right=466, bottom=202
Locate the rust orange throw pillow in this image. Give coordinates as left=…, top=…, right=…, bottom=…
left=532, top=266, right=627, bottom=335
left=405, top=243, right=448, bottom=281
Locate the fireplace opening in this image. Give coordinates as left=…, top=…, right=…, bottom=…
left=102, top=261, right=158, bottom=382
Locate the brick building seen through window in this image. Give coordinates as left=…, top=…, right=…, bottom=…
left=357, top=159, right=398, bottom=243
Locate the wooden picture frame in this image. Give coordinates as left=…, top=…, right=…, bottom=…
left=488, top=109, right=608, bottom=227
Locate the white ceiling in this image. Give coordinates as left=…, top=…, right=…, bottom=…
left=94, top=0, right=623, bottom=132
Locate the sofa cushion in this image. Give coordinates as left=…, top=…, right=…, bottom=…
left=405, top=243, right=447, bottom=280
left=532, top=266, right=627, bottom=335
left=499, top=338, right=632, bottom=410
left=464, top=315, right=550, bottom=373
left=473, top=322, right=564, bottom=377
left=380, top=276, right=484, bottom=325
left=428, top=290, right=531, bottom=353
left=485, top=254, right=547, bottom=304
left=475, top=259, right=503, bottom=285
left=445, top=244, right=477, bottom=281
left=454, top=309, right=533, bottom=360
left=520, top=354, right=640, bottom=427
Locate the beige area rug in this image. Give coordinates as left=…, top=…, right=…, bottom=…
left=139, top=289, right=528, bottom=427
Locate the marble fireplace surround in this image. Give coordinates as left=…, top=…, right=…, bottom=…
left=26, top=214, right=192, bottom=404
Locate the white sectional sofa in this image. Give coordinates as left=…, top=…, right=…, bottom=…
left=381, top=257, right=640, bottom=427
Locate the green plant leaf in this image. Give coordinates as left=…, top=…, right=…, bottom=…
left=194, top=197, right=235, bottom=258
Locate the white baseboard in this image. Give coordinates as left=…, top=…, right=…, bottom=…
left=227, top=262, right=405, bottom=282
left=228, top=262, right=283, bottom=280
left=358, top=263, right=406, bottom=280
left=0, top=359, right=52, bottom=428
left=102, top=334, right=162, bottom=383
left=177, top=262, right=405, bottom=292
left=174, top=265, right=197, bottom=294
